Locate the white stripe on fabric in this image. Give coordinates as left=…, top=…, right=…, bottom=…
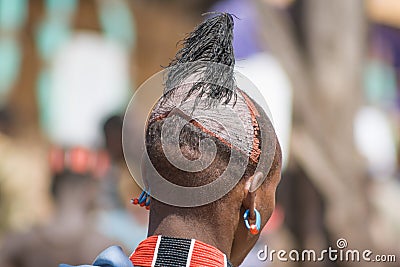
left=151, top=235, right=162, bottom=267
left=185, top=239, right=195, bottom=267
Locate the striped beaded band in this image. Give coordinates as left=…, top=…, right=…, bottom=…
left=130, top=235, right=233, bottom=267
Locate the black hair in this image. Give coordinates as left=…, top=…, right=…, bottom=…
left=103, top=115, right=124, bottom=160
left=165, top=13, right=236, bottom=107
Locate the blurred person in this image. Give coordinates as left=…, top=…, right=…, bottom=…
left=1, top=2, right=136, bottom=265
left=0, top=170, right=121, bottom=267
left=98, top=115, right=125, bottom=211
left=95, top=115, right=148, bottom=251
left=61, top=13, right=282, bottom=267
left=35, top=1, right=134, bottom=247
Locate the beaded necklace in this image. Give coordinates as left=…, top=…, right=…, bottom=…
left=130, top=235, right=234, bottom=267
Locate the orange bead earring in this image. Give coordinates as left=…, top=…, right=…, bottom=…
left=244, top=208, right=261, bottom=235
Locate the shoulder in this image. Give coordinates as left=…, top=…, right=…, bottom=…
left=59, top=246, right=134, bottom=267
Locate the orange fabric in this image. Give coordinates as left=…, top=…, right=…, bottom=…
left=129, top=236, right=158, bottom=267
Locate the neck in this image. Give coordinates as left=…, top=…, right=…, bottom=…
left=147, top=204, right=239, bottom=259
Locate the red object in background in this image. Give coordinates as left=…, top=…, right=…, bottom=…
left=49, top=146, right=65, bottom=174
left=93, top=150, right=110, bottom=178
left=49, top=146, right=110, bottom=178
left=69, top=147, right=91, bottom=174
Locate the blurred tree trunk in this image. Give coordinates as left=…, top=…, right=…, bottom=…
left=255, top=0, right=387, bottom=266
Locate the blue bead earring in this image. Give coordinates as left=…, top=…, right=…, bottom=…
left=244, top=208, right=261, bottom=235
left=131, top=190, right=151, bottom=210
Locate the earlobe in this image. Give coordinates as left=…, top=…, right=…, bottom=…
left=249, top=172, right=264, bottom=193
left=243, top=172, right=264, bottom=219
left=242, top=172, right=265, bottom=235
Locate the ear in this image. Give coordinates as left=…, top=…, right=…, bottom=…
left=242, top=172, right=264, bottom=220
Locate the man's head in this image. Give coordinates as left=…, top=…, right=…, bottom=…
left=145, top=84, right=282, bottom=265
left=141, top=13, right=282, bottom=265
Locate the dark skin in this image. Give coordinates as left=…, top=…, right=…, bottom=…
left=148, top=142, right=282, bottom=266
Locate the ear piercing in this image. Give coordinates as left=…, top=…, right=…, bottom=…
left=131, top=190, right=151, bottom=210
left=244, top=208, right=261, bottom=235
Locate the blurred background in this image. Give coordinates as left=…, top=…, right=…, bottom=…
left=0, top=0, right=399, bottom=266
